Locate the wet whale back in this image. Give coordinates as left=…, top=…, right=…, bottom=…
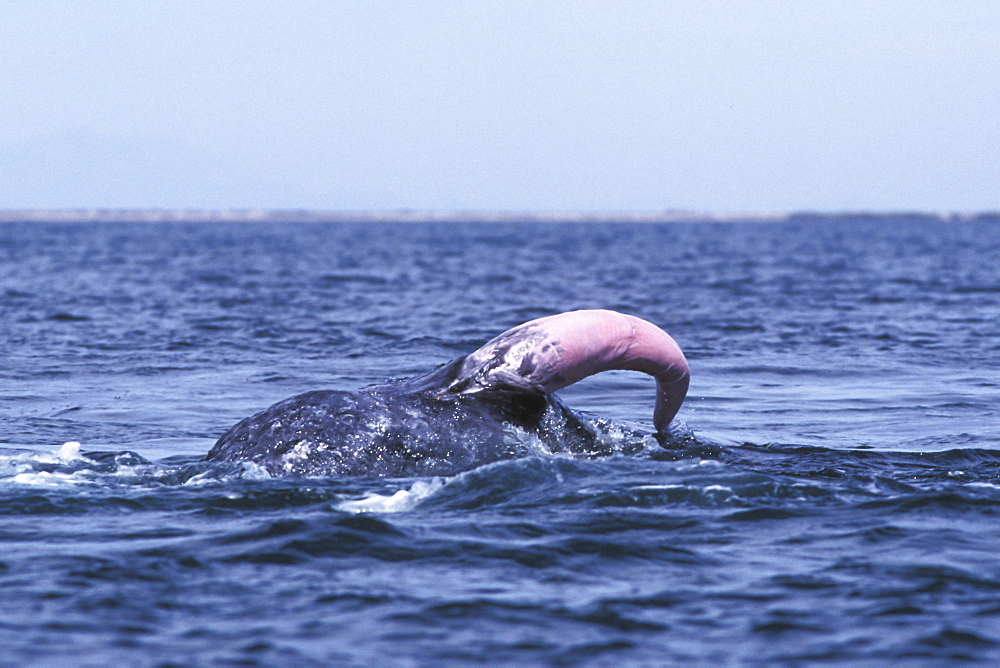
left=207, top=381, right=596, bottom=477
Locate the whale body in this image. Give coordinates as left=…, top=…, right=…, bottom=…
left=207, top=310, right=689, bottom=477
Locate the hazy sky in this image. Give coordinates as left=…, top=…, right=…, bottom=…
left=2, top=1, right=998, bottom=212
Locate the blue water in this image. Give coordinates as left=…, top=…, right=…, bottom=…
left=1, top=216, right=999, bottom=665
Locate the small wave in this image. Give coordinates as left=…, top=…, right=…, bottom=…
left=0, top=441, right=261, bottom=491
left=1, top=442, right=95, bottom=487
left=31, top=440, right=88, bottom=464
left=336, top=477, right=446, bottom=513
left=10, top=469, right=94, bottom=488
left=181, top=461, right=273, bottom=486
left=4, top=439, right=1000, bottom=522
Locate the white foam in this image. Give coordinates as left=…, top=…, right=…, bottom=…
left=10, top=470, right=88, bottom=487
left=1, top=442, right=94, bottom=485
left=33, top=441, right=90, bottom=465
left=182, top=461, right=273, bottom=486
left=337, top=477, right=446, bottom=513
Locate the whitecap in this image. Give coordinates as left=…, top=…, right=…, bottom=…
left=1, top=442, right=95, bottom=485
left=183, top=461, right=273, bottom=486
left=32, top=441, right=91, bottom=465
left=337, top=477, right=446, bottom=513
left=967, top=481, right=1000, bottom=491
left=10, top=470, right=89, bottom=487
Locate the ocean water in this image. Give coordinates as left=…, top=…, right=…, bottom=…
left=1, top=216, right=999, bottom=665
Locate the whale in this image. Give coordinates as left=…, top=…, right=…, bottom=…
left=207, top=310, right=689, bottom=477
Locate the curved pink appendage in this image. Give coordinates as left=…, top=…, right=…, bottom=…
left=452, top=310, right=690, bottom=431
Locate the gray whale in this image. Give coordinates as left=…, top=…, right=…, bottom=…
left=207, top=310, right=689, bottom=477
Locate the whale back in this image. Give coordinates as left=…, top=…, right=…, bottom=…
left=207, top=380, right=606, bottom=477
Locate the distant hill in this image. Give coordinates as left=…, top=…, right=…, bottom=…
left=1, top=209, right=994, bottom=225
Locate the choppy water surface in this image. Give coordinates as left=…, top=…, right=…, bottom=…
left=1, top=216, right=999, bottom=665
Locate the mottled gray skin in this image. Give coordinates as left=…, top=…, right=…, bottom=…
left=206, top=373, right=611, bottom=477
left=207, top=310, right=687, bottom=477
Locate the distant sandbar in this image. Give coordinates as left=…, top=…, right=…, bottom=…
left=0, top=209, right=993, bottom=224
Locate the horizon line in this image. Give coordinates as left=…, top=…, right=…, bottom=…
left=0, top=208, right=996, bottom=224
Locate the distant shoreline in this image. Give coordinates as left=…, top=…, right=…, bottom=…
left=0, top=209, right=995, bottom=224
